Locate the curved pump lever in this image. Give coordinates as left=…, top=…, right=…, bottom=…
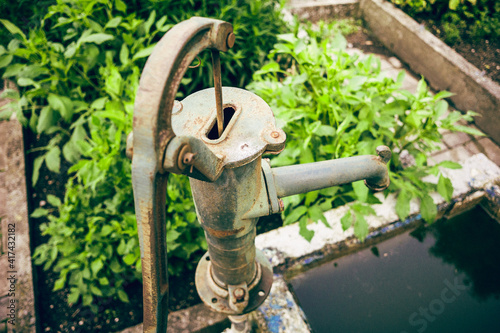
left=129, top=17, right=234, bottom=333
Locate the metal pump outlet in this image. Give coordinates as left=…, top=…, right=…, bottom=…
left=127, top=17, right=391, bottom=332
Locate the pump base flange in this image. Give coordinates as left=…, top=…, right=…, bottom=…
left=195, top=249, right=273, bottom=315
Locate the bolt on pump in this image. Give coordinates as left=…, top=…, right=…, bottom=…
left=127, top=17, right=391, bottom=333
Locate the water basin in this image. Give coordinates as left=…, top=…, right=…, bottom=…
left=290, top=206, right=500, bottom=333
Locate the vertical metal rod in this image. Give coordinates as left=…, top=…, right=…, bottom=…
left=212, top=50, right=224, bottom=137
left=228, top=314, right=250, bottom=333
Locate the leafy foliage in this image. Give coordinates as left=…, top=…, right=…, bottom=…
left=0, top=0, right=286, bottom=310
left=389, top=0, right=499, bottom=44
left=248, top=21, right=483, bottom=241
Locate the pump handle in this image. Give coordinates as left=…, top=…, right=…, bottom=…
left=130, top=17, right=234, bottom=333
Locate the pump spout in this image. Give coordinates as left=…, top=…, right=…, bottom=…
left=267, top=146, right=391, bottom=199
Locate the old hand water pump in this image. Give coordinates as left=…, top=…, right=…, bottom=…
left=127, top=17, right=391, bottom=332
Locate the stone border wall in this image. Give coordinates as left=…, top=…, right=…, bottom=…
left=0, top=112, right=37, bottom=332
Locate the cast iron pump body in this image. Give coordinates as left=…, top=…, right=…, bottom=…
left=128, top=17, right=391, bottom=332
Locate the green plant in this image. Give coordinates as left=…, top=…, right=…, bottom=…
left=0, top=0, right=286, bottom=312
left=389, top=0, right=499, bottom=44
left=248, top=21, right=483, bottom=241
left=0, top=0, right=55, bottom=47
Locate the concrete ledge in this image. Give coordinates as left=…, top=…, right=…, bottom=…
left=251, top=276, right=310, bottom=332
left=360, top=0, right=500, bottom=145
left=287, top=0, right=359, bottom=21
left=0, top=115, right=37, bottom=332
left=119, top=303, right=229, bottom=333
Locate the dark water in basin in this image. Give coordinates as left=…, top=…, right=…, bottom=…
left=290, top=206, right=500, bottom=333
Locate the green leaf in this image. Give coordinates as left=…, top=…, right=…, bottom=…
left=416, top=78, right=428, bottom=95
left=351, top=203, right=376, bottom=216
left=82, top=294, right=93, bottom=306
left=31, top=208, right=49, bottom=218
left=117, top=240, right=126, bottom=255
left=298, top=216, right=314, bottom=242
left=47, top=194, right=62, bottom=207
left=91, top=97, right=107, bottom=110
left=352, top=181, right=369, bottom=203
left=182, top=243, right=199, bottom=258
left=436, top=161, right=462, bottom=169
left=90, top=285, right=103, bottom=296
left=396, top=190, right=411, bottom=221
left=0, top=88, right=19, bottom=100
left=53, top=277, right=66, bottom=291
left=305, top=190, right=319, bottom=206
left=309, top=205, right=329, bottom=227
left=433, top=91, right=455, bottom=100
left=0, top=107, right=13, bottom=121
left=449, top=0, right=460, bottom=10
left=104, top=66, right=122, bottom=97
left=67, top=288, right=80, bottom=304
left=143, top=10, right=156, bottom=35
left=110, top=259, right=123, bottom=273
left=80, top=33, right=114, bottom=44
left=119, top=43, right=129, bottom=65
left=82, top=267, right=91, bottom=279
left=45, top=146, right=61, bottom=173
left=284, top=205, right=308, bottom=225
left=132, top=45, right=155, bottom=60
left=340, top=210, right=352, bottom=231
left=437, top=174, right=453, bottom=202
left=0, top=54, right=13, bottom=68
left=123, top=253, right=136, bottom=265
left=166, top=229, right=180, bottom=242
left=99, top=277, right=109, bottom=286
left=115, top=0, right=127, bottom=12
left=37, top=106, right=55, bottom=133
left=17, top=77, right=37, bottom=87
left=32, top=155, right=45, bottom=185
left=435, top=100, right=448, bottom=117
left=0, top=19, right=26, bottom=40
left=353, top=212, right=369, bottom=241
left=105, top=16, right=122, bottom=29
left=277, top=33, right=296, bottom=44
left=117, top=289, right=130, bottom=303
left=420, top=194, right=437, bottom=223
left=315, top=125, right=336, bottom=137
left=452, top=125, right=484, bottom=137
left=62, top=141, right=80, bottom=163
left=101, top=225, right=114, bottom=236
left=64, top=43, right=77, bottom=58
left=48, top=94, right=73, bottom=122
left=91, top=259, right=104, bottom=275
left=254, top=61, right=280, bottom=75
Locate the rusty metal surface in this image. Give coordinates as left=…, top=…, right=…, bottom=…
left=131, top=17, right=234, bottom=333
left=190, top=158, right=263, bottom=286
left=195, top=250, right=273, bottom=315
left=261, top=159, right=281, bottom=215
left=211, top=50, right=224, bottom=137
left=172, top=87, right=286, bottom=168
left=269, top=145, right=391, bottom=198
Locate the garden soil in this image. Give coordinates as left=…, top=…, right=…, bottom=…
left=413, top=17, right=499, bottom=83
